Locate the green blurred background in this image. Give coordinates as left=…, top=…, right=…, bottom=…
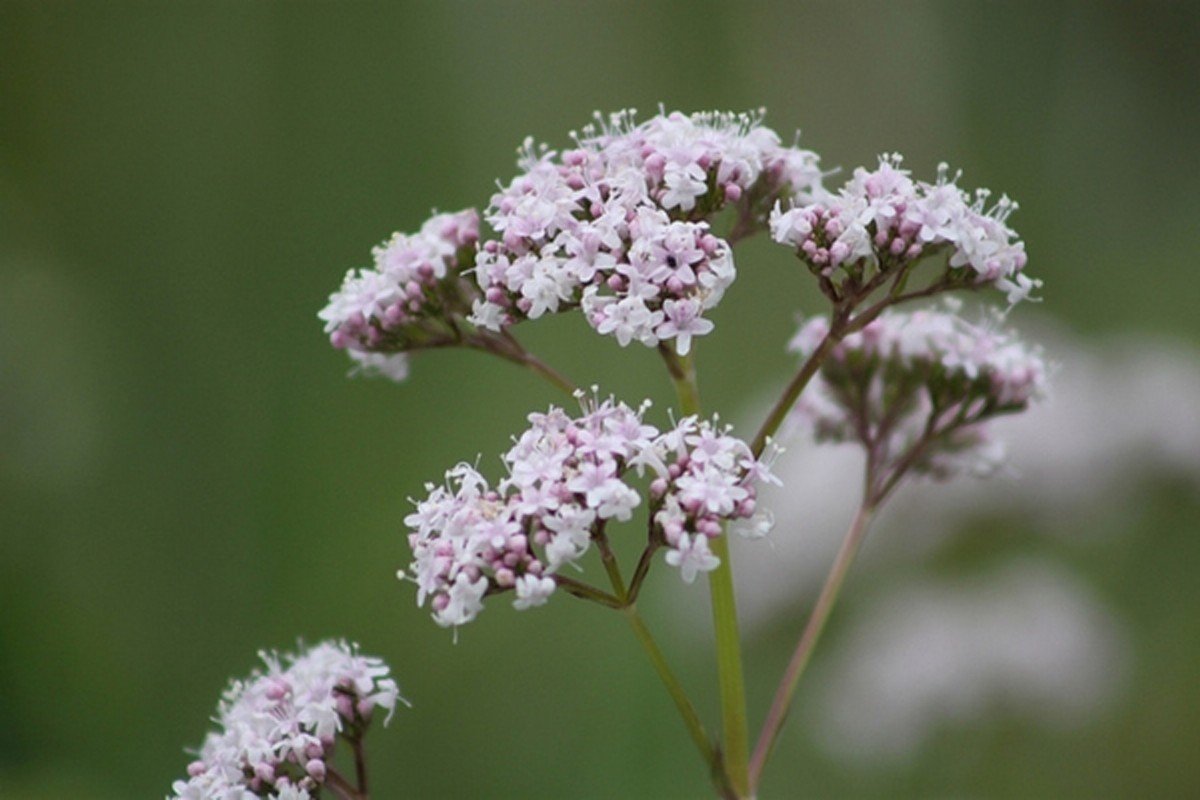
left=2, top=2, right=1198, bottom=797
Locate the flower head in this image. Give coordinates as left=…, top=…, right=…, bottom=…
left=169, top=641, right=402, bottom=800
left=319, top=209, right=480, bottom=380
left=468, top=109, right=823, bottom=353
left=771, top=156, right=1038, bottom=305
left=403, top=393, right=776, bottom=626
left=790, top=303, right=1048, bottom=483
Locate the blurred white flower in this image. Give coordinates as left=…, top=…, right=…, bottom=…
left=809, top=558, right=1128, bottom=762
left=730, top=323, right=1200, bottom=629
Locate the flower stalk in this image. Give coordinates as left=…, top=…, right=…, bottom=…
left=666, top=349, right=752, bottom=798
left=748, top=501, right=875, bottom=790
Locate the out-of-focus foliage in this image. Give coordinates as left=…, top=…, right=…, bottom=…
left=1, top=2, right=1197, bottom=797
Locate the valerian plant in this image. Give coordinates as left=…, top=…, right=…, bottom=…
left=170, top=109, right=1045, bottom=799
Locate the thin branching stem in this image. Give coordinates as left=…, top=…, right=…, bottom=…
left=326, top=767, right=363, bottom=800
left=748, top=500, right=875, bottom=790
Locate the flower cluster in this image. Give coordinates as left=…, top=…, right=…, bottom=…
left=790, top=303, right=1047, bottom=482
left=770, top=155, right=1039, bottom=305
left=467, top=110, right=823, bottom=353
left=319, top=208, right=480, bottom=381
left=652, top=415, right=780, bottom=581
left=170, top=641, right=401, bottom=800
left=404, top=394, right=775, bottom=627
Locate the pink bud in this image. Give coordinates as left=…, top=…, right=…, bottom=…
left=306, top=759, right=327, bottom=782
left=335, top=692, right=355, bottom=719
left=264, top=678, right=290, bottom=701
left=723, top=183, right=742, bottom=202
left=384, top=303, right=405, bottom=326
left=357, top=698, right=376, bottom=720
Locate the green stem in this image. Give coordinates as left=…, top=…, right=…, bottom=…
left=665, top=348, right=751, bottom=797
left=747, top=503, right=875, bottom=790
left=552, top=575, right=624, bottom=609
left=706, top=534, right=750, bottom=796
left=518, top=348, right=578, bottom=397
left=592, top=513, right=719, bottom=788
left=749, top=317, right=844, bottom=457
left=623, top=606, right=722, bottom=783
left=593, top=527, right=628, bottom=599
left=469, top=329, right=579, bottom=398
left=326, top=768, right=363, bottom=800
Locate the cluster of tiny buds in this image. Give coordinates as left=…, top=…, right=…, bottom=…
left=771, top=155, right=1039, bottom=305
left=790, top=302, right=1047, bottom=482
left=403, top=392, right=777, bottom=628
left=170, top=641, right=401, bottom=800
left=319, top=208, right=480, bottom=380
left=651, top=416, right=780, bottom=582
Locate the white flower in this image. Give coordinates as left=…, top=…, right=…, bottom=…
left=593, top=480, right=641, bottom=521
left=347, top=350, right=409, bottom=382
left=469, top=298, right=509, bottom=331
left=513, top=574, right=557, bottom=610
left=732, top=508, right=774, bottom=539
left=435, top=573, right=489, bottom=628
left=543, top=507, right=596, bottom=569
left=661, top=162, right=709, bottom=210
left=657, top=298, right=714, bottom=355
left=665, top=533, right=721, bottom=583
